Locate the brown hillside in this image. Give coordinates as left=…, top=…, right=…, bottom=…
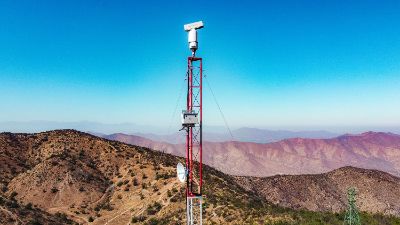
left=0, top=130, right=283, bottom=224
left=235, top=166, right=400, bottom=216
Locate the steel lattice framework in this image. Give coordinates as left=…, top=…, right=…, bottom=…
left=344, top=187, right=361, bottom=225
left=186, top=57, right=203, bottom=225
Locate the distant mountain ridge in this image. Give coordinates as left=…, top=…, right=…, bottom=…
left=133, top=127, right=338, bottom=144
left=1, top=121, right=341, bottom=143
left=103, top=131, right=400, bottom=177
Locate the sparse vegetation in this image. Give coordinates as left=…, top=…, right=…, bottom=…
left=88, top=216, right=94, bottom=222
left=1, top=185, right=8, bottom=192
left=10, top=191, right=18, bottom=199
left=152, top=185, right=159, bottom=192
left=101, top=202, right=114, bottom=211
left=26, top=202, right=33, bottom=210
left=78, top=149, right=85, bottom=158
left=55, top=212, right=72, bottom=224
left=156, top=172, right=174, bottom=180
left=146, top=202, right=162, bottom=215
left=131, top=215, right=146, bottom=223
left=145, top=218, right=169, bottom=225
left=133, top=177, right=139, bottom=186
left=27, top=219, right=43, bottom=225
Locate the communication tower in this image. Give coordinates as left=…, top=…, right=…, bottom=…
left=177, top=21, right=204, bottom=225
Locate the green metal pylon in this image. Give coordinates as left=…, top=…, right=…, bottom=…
left=343, top=187, right=361, bottom=225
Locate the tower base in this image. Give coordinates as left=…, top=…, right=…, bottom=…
left=187, top=196, right=203, bottom=225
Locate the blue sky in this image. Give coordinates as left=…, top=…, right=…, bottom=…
left=0, top=0, right=399, bottom=132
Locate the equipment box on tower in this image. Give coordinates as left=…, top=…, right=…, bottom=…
left=182, top=110, right=199, bottom=126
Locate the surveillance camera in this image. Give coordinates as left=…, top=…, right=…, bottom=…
left=184, top=21, right=204, bottom=55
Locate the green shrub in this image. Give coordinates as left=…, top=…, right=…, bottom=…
left=145, top=218, right=160, bottom=225
left=27, top=219, right=42, bottom=225
left=51, top=187, right=58, bottom=193
left=146, top=202, right=162, bottom=215
left=133, top=178, right=139, bottom=186
left=10, top=191, right=18, bottom=199
left=25, top=202, right=33, bottom=210
left=1, top=186, right=8, bottom=193
left=131, top=215, right=146, bottom=223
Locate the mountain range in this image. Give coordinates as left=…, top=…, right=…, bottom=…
left=0, top=130, right=400, bottom=225
left=133, top=127, right=338, bottom=144
left=1, top=121, right=342, bottom=143
left=1, top=130, right=400, bottom=224
left=103, top=131, right=400, bottom=177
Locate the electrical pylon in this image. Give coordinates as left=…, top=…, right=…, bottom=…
left=343, top=187, right=361, bottom=225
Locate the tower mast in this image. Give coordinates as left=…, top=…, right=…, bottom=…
left=181, top=21, right=204, bottom=225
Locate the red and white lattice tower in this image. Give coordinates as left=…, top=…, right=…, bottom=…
left=180, top=21, right=204, bottom=225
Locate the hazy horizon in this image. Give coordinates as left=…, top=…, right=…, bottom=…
left=1, top=120, right=400, bottom=136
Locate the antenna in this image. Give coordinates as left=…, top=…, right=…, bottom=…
left=184, top=21, right=204, bottom=56
left=177, top=162, right=186, bottom=183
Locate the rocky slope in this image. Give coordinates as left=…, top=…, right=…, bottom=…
left=104, top=132, right=400, bottom=177
left=235, top=166, right=400, bottom=216
left=1, top=130, right=400, bottom=224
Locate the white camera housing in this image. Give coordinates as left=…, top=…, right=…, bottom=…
left=184, top=21, right=204, bottom=55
